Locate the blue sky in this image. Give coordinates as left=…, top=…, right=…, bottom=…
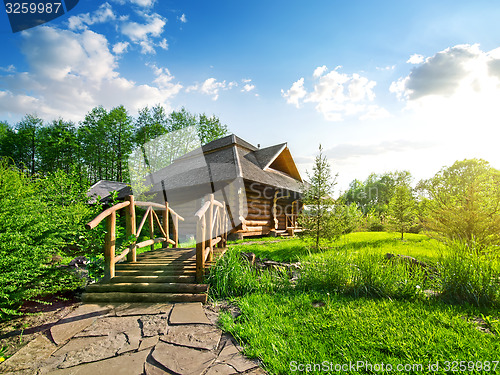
left=1, top=0, right=500, bottom=192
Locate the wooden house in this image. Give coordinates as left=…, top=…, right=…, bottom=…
left=140, top=134, right=304, bottom=238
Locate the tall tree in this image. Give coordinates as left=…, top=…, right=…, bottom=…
left=0, top=121, right=17, bottom=161
left=300, top=145, right=337, bottom=249
left=107, top=105, right=135, bottom=182
left=38, top=119, right=79, bottom=174
left=197, top=113, right=228, bottom=145
left=419, top=159, right=500, bottom=253
left=16, top=114, right=43, bottom=175
left=78, top=106, right=109, bottom=182
left=388, top=182, right=416, bottom=240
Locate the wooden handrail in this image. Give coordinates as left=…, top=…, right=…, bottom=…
left=85, top=201, right=130, bottom=229
left=195, top=201, right=211, bottom=220
left=135, top=200, right=184, bottom=221
left=85, top=195, right=183, bottom=281
left=195, top=194, right=228, bottom=282
left=135, top=201, right=165, bottom=209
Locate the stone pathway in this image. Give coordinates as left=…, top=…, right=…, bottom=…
left=1, top=303, right=265, bottom=375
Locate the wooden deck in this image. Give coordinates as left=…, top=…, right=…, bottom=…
left=83, top=247, right=226, bottom=304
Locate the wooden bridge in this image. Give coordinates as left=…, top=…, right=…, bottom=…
left=83, top=194, right=228, bottom=304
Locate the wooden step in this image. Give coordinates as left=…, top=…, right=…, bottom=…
left=82, top=292, right=207, bottom=303
left=131, top=259, right=196, bottom=264
left=109, top=275, right=196, bottom=283
left=86, top=282, right=208, bottom=294
left=115, top=264, right=197, bottom=271
left=115, top=269, right=196, bottom=276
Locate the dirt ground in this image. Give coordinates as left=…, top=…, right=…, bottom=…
left=0, top=291, right=81, bottom=360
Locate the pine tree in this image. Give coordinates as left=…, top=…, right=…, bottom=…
left=301, top=145, right=338, bottom=249
left=388, top=183, right=416, bottom=240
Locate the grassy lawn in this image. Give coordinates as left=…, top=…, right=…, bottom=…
left=214, top=232, right=500, bottom=375
left=231, top=232, right=447, bottom=264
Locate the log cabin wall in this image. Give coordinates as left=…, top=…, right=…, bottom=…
left=237, top=180, right=300, bottom=237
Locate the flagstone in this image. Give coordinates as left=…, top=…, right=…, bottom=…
left=169, top=302, right=211, bottom=325
left=151, top=341, right=216, bottom=375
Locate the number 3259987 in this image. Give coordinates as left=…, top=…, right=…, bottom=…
left=5, top=3, right=62, bottom=14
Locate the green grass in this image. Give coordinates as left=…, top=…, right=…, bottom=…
left=220, top=292, right=500, bottom=375
left=210, top=232, right=500, bottom=374
left=231, top=232, right=447, bottom=264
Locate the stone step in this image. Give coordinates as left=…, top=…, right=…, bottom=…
left=109, top=275, right=196, bottom=283
left=87, top=282, right=209, bottom=294
left=82, top=292, right=207, bottom=303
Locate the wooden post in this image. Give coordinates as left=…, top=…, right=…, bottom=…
left=104, top=210, right=116, bottom=281
left=173, top=215, right=178, bottom=248
left=126, top=195, right=137, bottom=262
left=208, top=194, right=214, bottom=262
left=149, top=207, right=154, bottom=252
left=272, top=191, right=279, bottom=230
left=196, top=215, right=206, bottom=283
left=162, top=202, right=170, bottom=248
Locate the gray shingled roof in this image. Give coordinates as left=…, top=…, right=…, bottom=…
left=253, top=143, right=286, bottom=169
left=87, top=180, right=132, bottom=204
left=141, top=134, right=303, bottom=202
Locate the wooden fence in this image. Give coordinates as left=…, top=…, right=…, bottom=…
left=85, top=195, right=184, bottom=281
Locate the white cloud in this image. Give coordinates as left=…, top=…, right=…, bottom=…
left=119, top=13, right=166, bottom=54
left=179, top=13, right=187, bottom=23
left=121, top=14, right=165, bottom=42
left=113, top=0, right=155, bottom=7
left=242, top=83, right=255, bottom=92
left=149, top=64, right=183, bottom=93
left=282, top=66, right=387, bottom=121
left=325, top=139, right=432, bottom=160
left=186, top=78, right=230, bottom=100
left=68, top=2, right=116, bottom=30
left=0, top=65, right=16, bottom=73
left=391, top=44, right=500, bottom=102
left=240, top=79, right=255, bottom=92
left=0, top=26, right=182, bottom=121
left=407, top=54, right=424, bottom=64
left=313, top=65, right=327, bottom=78
left=112, top=41, right=129, bottom=54
left=281, top=78, right=306, bottom=108
left=158, top=38, right=168, bottom=50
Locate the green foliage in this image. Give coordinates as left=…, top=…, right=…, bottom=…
left=78, top=105, right=135, bottom=183
left=0, top=160, right=102, bottom=320
left=206, top=248, right=287, bottom=299
left=388, top=182, right=417, bottom=239
left=220, top=293, right=500, bottom=375
left=332, top=199, right=363, bottom=234
left=438, top=242, right=500, bottom=307
left=300, top=145, right=338, bottom=249
left=38, top=119, right=79, bottom=174
left=419, top=158, right=500, bottom=253
left=342, top=171, right=411, bottom=219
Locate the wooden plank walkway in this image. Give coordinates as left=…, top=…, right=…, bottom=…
left=83, top=247, right=221, bottom=304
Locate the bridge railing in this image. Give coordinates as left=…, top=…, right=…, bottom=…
left=194, top=193, right=228, bottom=282
left=85, top=195, right=184, bottom=281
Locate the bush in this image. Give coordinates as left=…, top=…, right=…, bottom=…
left=438, top=242, right=500, bottom=307
left=0, top=160, right=102, bottom=320
left=298, top=252, right=428, bottom=300
left=206, top=248, right=288, bottom=299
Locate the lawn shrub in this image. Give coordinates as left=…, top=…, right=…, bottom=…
left=207, top=247, right=288, bottom=299
left=298, top=252, right=428, bottom=300
left=0, top=160, right=102, bottom=320
left=438, top=242, right=500, bottom=307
